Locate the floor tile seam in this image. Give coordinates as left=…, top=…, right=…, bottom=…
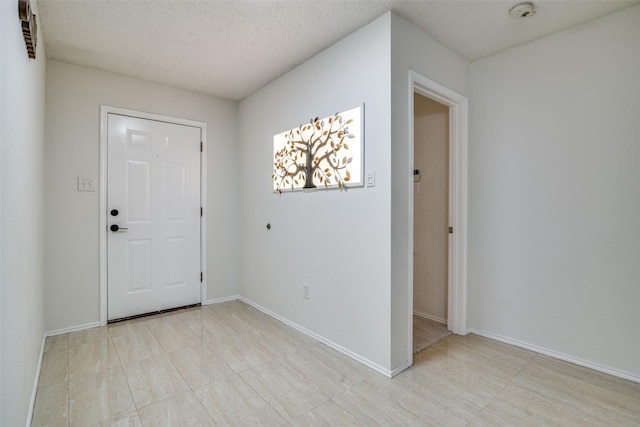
left=317, top=374, right=370, bottom=404
left=105, top=332, right=125, bottom=369
left=244, top=353, right=302, bottom=381
left=478, top=350, right=539, bottom=416
left=67, top=390, right=135, bottom=427
left=135, top=389, right=214, bottom=423
left=463, top=406, right=489, bottom=427
left=32, top=376, right=71, bottom=426
left=337, top=378, right=431, bottom=425
left=408, top=374, right=487, bottom=413
left=392, top=390, right=482, bottom=427
left=67, top=364, right=127, bottom=387
left=368, top=370, right=488, bottom=421
left=481, top=379, right=634, bottom=427
left=327, top=396, right=369, bottom=425
left=586, top=408, right=640, bottom=426
left=67, top=338, right=109, bottom=349
left=403, top=355, right=527, bottom=418
left=164, top=345, right=209, bottom=395
left=427, top=343, right=532, bottom=368
left=145, top=315, right=191, bottom=332
left=586, top=400, right=640, bottom=425
left=526, top=353, right=620, bottom=394
left=288, top=342, right=370, bottom=399
left=264, top=348, right=327, bottom=388
left=112, top=335, right=167, bottom=366
left=518, top=359, right=640, bottom=425
left=529, top=352, right=640, bottom=397
left=415, top=349, right=528, bottom=376
left=35, top=377, right=69, bottom=391
left=118, top=352, right=147, bottom=414
left=287, top=396, right=335, bottom=424
left=189, top=383, right=235, bottom=425
left=148, top=330, right=191, bottom=354
left=107, top=322, right=152, bottom=339
left=97, top=410, right=141, bottom=426
left=182, top=388, right=218, bottom=425
left=233, top=366, right=292, bottom=424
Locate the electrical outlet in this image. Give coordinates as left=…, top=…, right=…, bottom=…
left=303, top=283, right=310, bottom=300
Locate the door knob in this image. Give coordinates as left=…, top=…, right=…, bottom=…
left=110, top=224, right=128, bottom=232
left=110, top=209, right=119, bottom=216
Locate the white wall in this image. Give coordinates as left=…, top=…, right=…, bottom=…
left=238, top=14, right=393, bottom=371
left=413, top=94, right=449, bottom=322
left=44, top=61, right=240, bottom=331
left=390, top=13, right=470, bottom=370
left=1, top=1, right=47, bottom=425
left=469, top=6, right=640, bottom=378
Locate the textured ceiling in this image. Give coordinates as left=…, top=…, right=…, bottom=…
left=37, top=0, right=639, bottom=100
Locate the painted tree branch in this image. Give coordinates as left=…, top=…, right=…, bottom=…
left=273, top=113, right=355, bottom=192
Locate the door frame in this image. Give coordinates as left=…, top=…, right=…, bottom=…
left=407, top=71, right=468, bottom=356
left=99, top=106, right=208, bottom=325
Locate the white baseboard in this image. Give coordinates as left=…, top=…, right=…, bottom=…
left=239, top=296, right=394, bottom=378
left=26, top=334, right=47, bottom=427
left=468, top=328, right=640, bottom=384
left=204, top=295, right=239, bottom=305
left=390, top=360, right=413, bottom=378
left=44, top=297, right=241, bottom=337
left=46, top=321, right=102, bottom=337
left=413, top=310, right=447, bottom=324
left=27, top=321, right=101, bottom=426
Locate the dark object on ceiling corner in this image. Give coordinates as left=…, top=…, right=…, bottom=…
left=18, top=0, right=37, bottom=59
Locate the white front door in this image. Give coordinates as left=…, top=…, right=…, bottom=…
left=107, top=113, right=201, bottom=321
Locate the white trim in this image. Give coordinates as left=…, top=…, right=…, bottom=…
left=390, top=361, right=413, bottom=378
left=26, top=335, right=47, bottom=427
left=27, top=321, right=102, bottom=426
left=45, top=322, right=103, bottom=337
left=413, top=310, right=447, bottom=325
left=239, top=297, right=394, bottom=378
left=469, top=328, right=640, bottom=384
left=408, top=70, right=469, bottom=362
left=200, top=123, right=208, bottom=304
left=99, top=106, right=208, bottom=325
left=203, top=295, right=239, bottom=305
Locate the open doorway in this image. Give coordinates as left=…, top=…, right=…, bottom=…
left=412, top=93, right=452, bottom=354
left=405, top=70, right=468, bottom=364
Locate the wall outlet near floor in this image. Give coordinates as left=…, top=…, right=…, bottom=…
left=303, top=283, right=310, bottom=300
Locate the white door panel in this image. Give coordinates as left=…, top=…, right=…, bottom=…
left=107, top=114, right=201, bottom=320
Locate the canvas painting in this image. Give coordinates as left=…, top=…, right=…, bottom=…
left=272, top=106, right=363, bottom=192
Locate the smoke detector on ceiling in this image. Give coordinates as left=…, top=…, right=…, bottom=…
left=509, top=2, right=536, bottom=19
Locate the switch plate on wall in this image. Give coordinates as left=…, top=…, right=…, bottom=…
left=78, top=177, right=95, bottom=192
left=366, top=170, right=375, bottom=187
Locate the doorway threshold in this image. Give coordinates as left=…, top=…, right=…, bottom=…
left=107, top=303, right=202, bottom=324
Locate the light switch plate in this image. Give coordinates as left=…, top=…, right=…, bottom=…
left=366, top=170, right=375, bottom=187
left=78, top=177, right=95, bottom=192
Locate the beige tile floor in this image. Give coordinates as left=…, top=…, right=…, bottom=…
left=32, top=300, right=640, bottom=426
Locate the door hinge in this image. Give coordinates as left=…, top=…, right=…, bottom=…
left=448, top=226, right=454, bottom=234
left=200, top=272, right=203, bottom=282
left=200, top=207, right=203, bottom=217
left=200, top=142, right=203, bottom=152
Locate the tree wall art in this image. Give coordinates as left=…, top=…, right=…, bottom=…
left=272, top=106, right=363, bottom=192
